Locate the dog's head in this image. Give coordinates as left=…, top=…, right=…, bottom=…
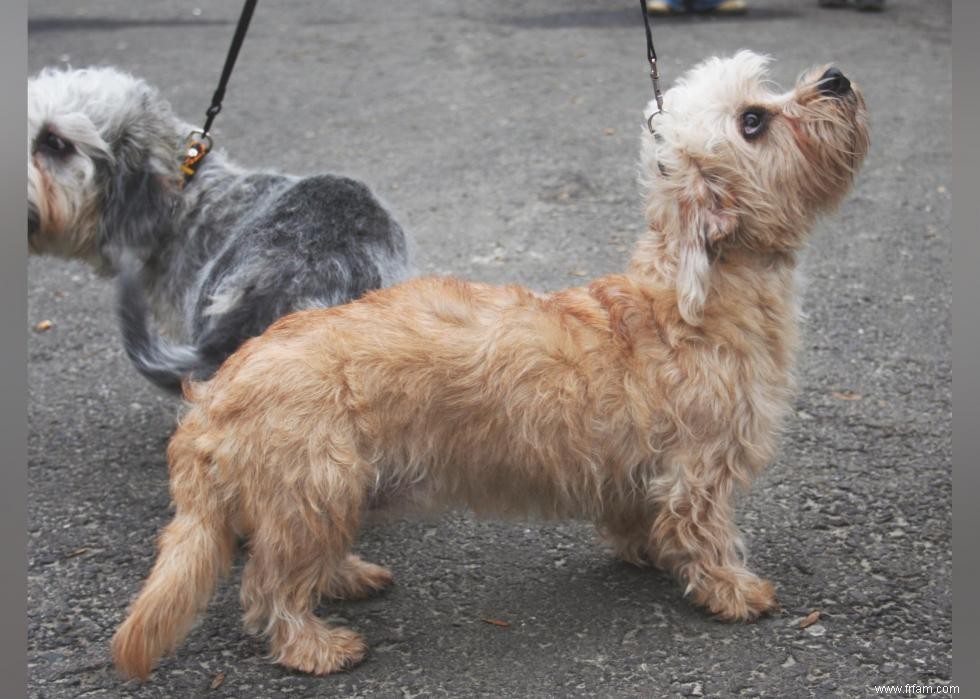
left=639, top=51, right=869, bottom=325
left=28, top=67, right=183, bottom=266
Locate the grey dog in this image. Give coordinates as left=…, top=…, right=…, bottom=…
left=28, top=66, right=409, bottom=391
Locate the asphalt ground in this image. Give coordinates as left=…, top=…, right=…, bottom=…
left=27, top=1, right=951, bottom=697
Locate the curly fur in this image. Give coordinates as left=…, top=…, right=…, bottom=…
left=112, top=51, right=870, bottom=680
left=28, top=66, right=410, bottom=390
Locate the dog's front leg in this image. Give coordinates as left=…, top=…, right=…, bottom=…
left=646, top=463, right=778, bottom=621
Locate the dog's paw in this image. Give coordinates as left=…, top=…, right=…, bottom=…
left=320, top=555, right=394, bottom=601
left=275, top=625, right=368, bottom=675
left=689, top=569, right=779, bottom=622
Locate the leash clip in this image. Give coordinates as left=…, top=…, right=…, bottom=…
left=649, top=57, right=664, bottom=115
left=180, top=0, right=258, bottom=187
left=647, top=57, right=665, bottom=133
left=179, top=129, right=213, bottom=186
left=640, top=0, right=666, bottom=133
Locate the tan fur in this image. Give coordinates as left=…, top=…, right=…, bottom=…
left=28, top=150, right=102, bottom=260
left=112, top=52, right=869, bottom=680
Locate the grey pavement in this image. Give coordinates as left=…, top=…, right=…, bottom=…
left=27, top=1, right=952, bottom=697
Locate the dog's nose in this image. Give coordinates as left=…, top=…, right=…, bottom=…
left=818, top=67, right=852, bottom=97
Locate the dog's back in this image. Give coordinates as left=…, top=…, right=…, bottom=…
left=117, top=171, right=410, bottom=391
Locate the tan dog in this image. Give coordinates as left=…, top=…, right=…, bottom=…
left=112, top=51, right=869, bottom=680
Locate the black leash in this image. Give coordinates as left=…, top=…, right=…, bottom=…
left=180, top=0, right=259, bottom=183
left=639, top=0, right=665, bottom=131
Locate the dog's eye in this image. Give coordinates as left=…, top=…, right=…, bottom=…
left=740, top=109, right=768, bottom=140
left=37, top=129, right=73, bottom=157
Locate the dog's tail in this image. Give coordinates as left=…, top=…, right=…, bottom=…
left=112, top=426, right=235, bottom=680
left=111, top=510, right=234, bottom=680
left=115, top=258, right=200, bottom=393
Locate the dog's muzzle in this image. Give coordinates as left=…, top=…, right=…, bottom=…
left=818, top=68, right=852, bottom=97
left=28, top=204, right=40, bottom=237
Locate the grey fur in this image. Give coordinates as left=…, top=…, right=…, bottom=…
left=28, top=67, right=410, bottom=392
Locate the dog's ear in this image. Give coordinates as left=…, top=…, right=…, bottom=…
left=673, top=172, right=738, bottom=326
left=98, top=129, right=180, bottom=266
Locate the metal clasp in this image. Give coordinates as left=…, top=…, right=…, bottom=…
left=179, top=129, right=214, bottom=184
left=647, top=58, right=665, bottom=133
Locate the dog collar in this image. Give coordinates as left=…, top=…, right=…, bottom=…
left=179, top=130, right=213, bottom=185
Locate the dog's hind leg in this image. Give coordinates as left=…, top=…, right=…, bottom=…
left=599, top=506, right=657, bottom=567
left=646, top=462, right=779, bottom=622
left=239, top=473, right=371, bottom=675
left=318, top=554, right=394, bottom=601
